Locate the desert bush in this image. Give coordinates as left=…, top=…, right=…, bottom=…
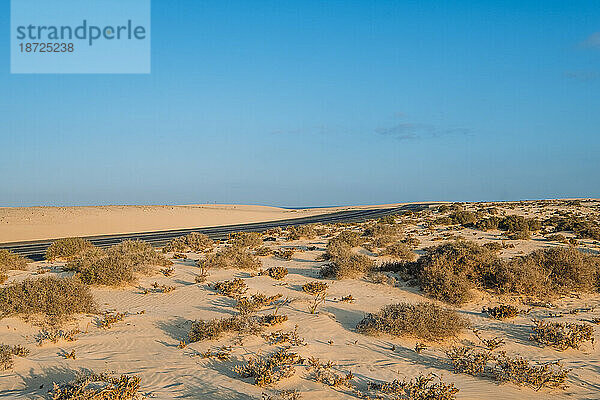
left=0, top=276, right=96, bottom=324
left=0, top=344, right=29, bottom=370
left=447, top=346, right=569, bottom=390
left=230, top=232, right=263, bottom=249
left=414, top=241, right=502, bottom=305
left=381, top=242, right=416, bottom=261
left=530, top=319, right=594, bottom=350
left=213, top=278, right=247, bottom=297
left=475, top=217, right=501, bottom=231
left=450, top=210, right=477, bottom=226
left=189, top=315, right=262, bottom=342
left=234, top=347, right=303, bottom=386
left=433, top=216, right=454, bottom=226
left=364, top=223, right=402, bottom=247
left=260, top=266, right=288, bottom=280
left=320, top=253, right=374, bottom=279
left=50, top=372, right=142, bottom=400
left=366, top=374, right=459, bottom=400
left=235, top=293, right=282, bottom=315
left=0, top=250, right=28, bottom=272
left=482, top=305, right=520, bottom=320
left=286, top=224, right=318, bottom=240
left=201, top=246, right=261, bottom=270
left=255, top=246, right=274, bottom=256
left=274, top=248, right=295, bottom=261
left=302, top=281, right=328, bottom=295
left=356, top=302, right=468, bottom=342
left=67, top=240, right=171, bottom=286
left=544, top=234, right=568, bottom=243
left=46, top=238, right=94, bottom=261
left=162, top=232, right=213, bottom=253
left=498, top=247, right=600, bottom=298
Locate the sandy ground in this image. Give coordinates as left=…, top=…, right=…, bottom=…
left=1, top=200, right=600, bottom=399
left=0, top=204, right=398, bottom=243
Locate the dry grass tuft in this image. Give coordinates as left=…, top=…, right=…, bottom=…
left=0, top=249, right=29, bottom=272
left=50, top=372, right=142, bottom=400
left=0, top=276, right=96, bottom=325
left=356, top=302, right=468, bottom=342
left=162, top=232, right=214, bottom=253
left=530, top=319, right=594, bottom=350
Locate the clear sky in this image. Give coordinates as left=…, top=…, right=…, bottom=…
left=1, top=1, right=599, bottom=207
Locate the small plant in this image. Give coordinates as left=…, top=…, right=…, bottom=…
left=356, top=302, right=469, bottom=342
left=365, top=374, right=459, bottom=400
left=310, top=360, right=354, bottom=388
left=188, top=315, right=262, bottom=342
left=472, top=329, right=505, bottom=350
left=263, top=326, right=305, bottom=346
left=230, top=232, right=263, bottom=249
left=255, top=246, right=274, bottom=256
left=307, top=292, right=326, bottom=314
left=213, top=278, right=247, bottom=297
left=151, top=282, right=175, bottom=293
left=98, top=311, right=126, bottom=329
left=302, top=281, right=328, bottom=296
left=46, top=237, right=94, bottom=261
left=200, top=246, right=262, bottom=270
left=260, top=266, right=289, bottom=280
left=259, top=314, right=289, bottom=326
left=160, top=266, right=175, bottom=276
left=530, top=319, right=594, bottom=350
left=50, top=372, right=142, bottom=400
left=235, top=293, right=282, bottom=315
left=339, top=294, right=355, bottom=303
left=36, top=328, right=81, bottom=346
left=0, top=344, right=30, bottom=370
left=483, top=305, right=520, bottom=320
left=381, top=242, right=417, bottom=261
left=234, top=348, right=303, bottom=386
left=200, top=346, right=232, bottom=360
left=274, top=248, right=295, bottom=261
left=61, top=349, right=76, bottom=359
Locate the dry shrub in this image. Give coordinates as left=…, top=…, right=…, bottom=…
left=259, top=314, right=288, bottom=327
left=447, top=346, right=570, bottom=390
left=356, top=302, right=468, bottom=342
left=414, top=241, right=502, bottom=305
left=46, top=238, right=94, bottom=261
left=0, top=250, right=28, bottom=272
left=366, top=374, right=459, bottom=400
left=235, top=293, right=282, bottom=315
left=499, top=247, right=600, bottom=298
left=66, top=240, right=171, bottom=286
left=544, top=234, right=568, bottom=243
left=302, top=281, right=328, bottom=295
left=287, top=224, right=318, bottom=240
left=0, top=344, right=30, bottom=370
left=260, top=266, right=288, bottom=280
left=449, top=210, right=477, bottom=226
left=255, top=246, right=274, bottom=256
left=263, top=326, right=305, bottom=346
left=530, top=319, right=594, bottom=350
left=50, top=372, right=142, bottom=400
left=482, top=305, right=520, bottom=320
left=201, top=246, right=261, bottom=270
left=234, top=348, right=303, bottom=386
left=230, top=232, right=263, bottom=249
left=189, top=315, right=262, bottom=342
left=275, top=248, right=295, bottom=261
left=213, top=278, right=247, bottom=297
left=162, top=232, right=213, bottom=253
left=0, top=276, right=96, bottom=324
left=381, top=242, right=417, bottom=261
left=320, top=253, right=374, bottom=279
left=364, top=222, right=402, bottom=247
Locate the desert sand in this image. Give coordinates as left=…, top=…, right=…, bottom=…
left=1, top=200, right=599, bottom=399
left=0, top=204, right=392, bottom=243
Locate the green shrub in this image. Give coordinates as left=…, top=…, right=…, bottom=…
left=356, top=302, right=468, bottom=342
left=0, top=250, right=28, bottom=272
left=0, top=276, right=96, bottom=324
left=45, top=238, right=94, bottom=261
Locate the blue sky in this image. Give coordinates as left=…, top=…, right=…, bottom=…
left=1, top=0, right=599, bottom=207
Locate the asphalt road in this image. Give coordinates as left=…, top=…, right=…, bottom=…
left=0, top=203, right=435, bottom=261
